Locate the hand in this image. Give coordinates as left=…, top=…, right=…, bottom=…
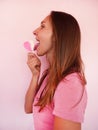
left=27, top=52, right=41, bottom=77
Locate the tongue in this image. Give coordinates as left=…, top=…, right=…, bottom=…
left=34, top=43, right=39, bottom=50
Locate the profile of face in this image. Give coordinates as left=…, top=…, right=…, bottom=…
left=33, top=15, right=54, bottom=57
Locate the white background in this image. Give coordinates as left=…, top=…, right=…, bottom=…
left=0, top=0, right=98, bottom=130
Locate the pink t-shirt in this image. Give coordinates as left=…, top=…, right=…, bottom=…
left=33, top=73, right=87, bottom=130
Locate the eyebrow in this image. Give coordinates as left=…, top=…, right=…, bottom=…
left=41, top=21, right=46, bottom=24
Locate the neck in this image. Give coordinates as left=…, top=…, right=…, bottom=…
left=46, top=51, right=54, bottom=65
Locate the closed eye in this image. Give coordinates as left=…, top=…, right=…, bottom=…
left=40, top=24, right=45, bottom=29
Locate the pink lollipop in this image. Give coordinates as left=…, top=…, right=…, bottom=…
left=24, top=40, right=35, bottom=51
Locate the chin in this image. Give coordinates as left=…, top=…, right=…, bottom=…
left=37, top=51, right=46, bottom=56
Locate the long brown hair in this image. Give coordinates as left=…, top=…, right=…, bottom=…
left=35, top=11, right=86, bottom=111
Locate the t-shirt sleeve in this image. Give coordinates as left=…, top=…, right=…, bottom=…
left=53, top=73, right=87, bottom=123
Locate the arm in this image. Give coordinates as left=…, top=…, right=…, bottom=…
left=53, top=73, right=86, bottom=130
left=53, top=116, right=81, bottom=130
left=24, top=52, right=41, bottom=113
left=24, top=75, right=39, bottom=113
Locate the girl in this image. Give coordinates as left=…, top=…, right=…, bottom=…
left=24, top=11, right=87, bottom=130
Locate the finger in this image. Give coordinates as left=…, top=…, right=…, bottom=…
left=28, top=52, right=35, bottom=58
left=27, top=54, right=36, bottom=61
left=28, top=52, right=38, bottom=59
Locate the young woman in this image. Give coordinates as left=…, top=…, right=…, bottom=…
left=24, top=11, right=87, bottom=130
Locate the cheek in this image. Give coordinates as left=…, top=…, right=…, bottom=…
left=38, top=31, right=53, bottom=53
left=40, top=34, right=52, bottom=48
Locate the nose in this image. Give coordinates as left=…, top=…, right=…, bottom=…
left=32, top=30, right=36, bottom=35
left=33, top=28, right=39, bottom=35
left=33, top=29, right=36, bottom=35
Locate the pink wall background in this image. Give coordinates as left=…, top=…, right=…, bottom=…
left=0, top=0, right=98, bottom=130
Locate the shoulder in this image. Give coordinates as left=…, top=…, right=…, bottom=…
left=57, top=72, right=84, bottom=91
left=53, top=72, right=85, bottom=106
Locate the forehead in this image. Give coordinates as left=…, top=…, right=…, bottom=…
left=41, top=15, right=51, bottom=24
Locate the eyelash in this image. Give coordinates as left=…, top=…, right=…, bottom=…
left=40, top=24, right=45, bottom=29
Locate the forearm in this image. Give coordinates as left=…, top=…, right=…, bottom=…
left=24, top=76, right=39, bottom=113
